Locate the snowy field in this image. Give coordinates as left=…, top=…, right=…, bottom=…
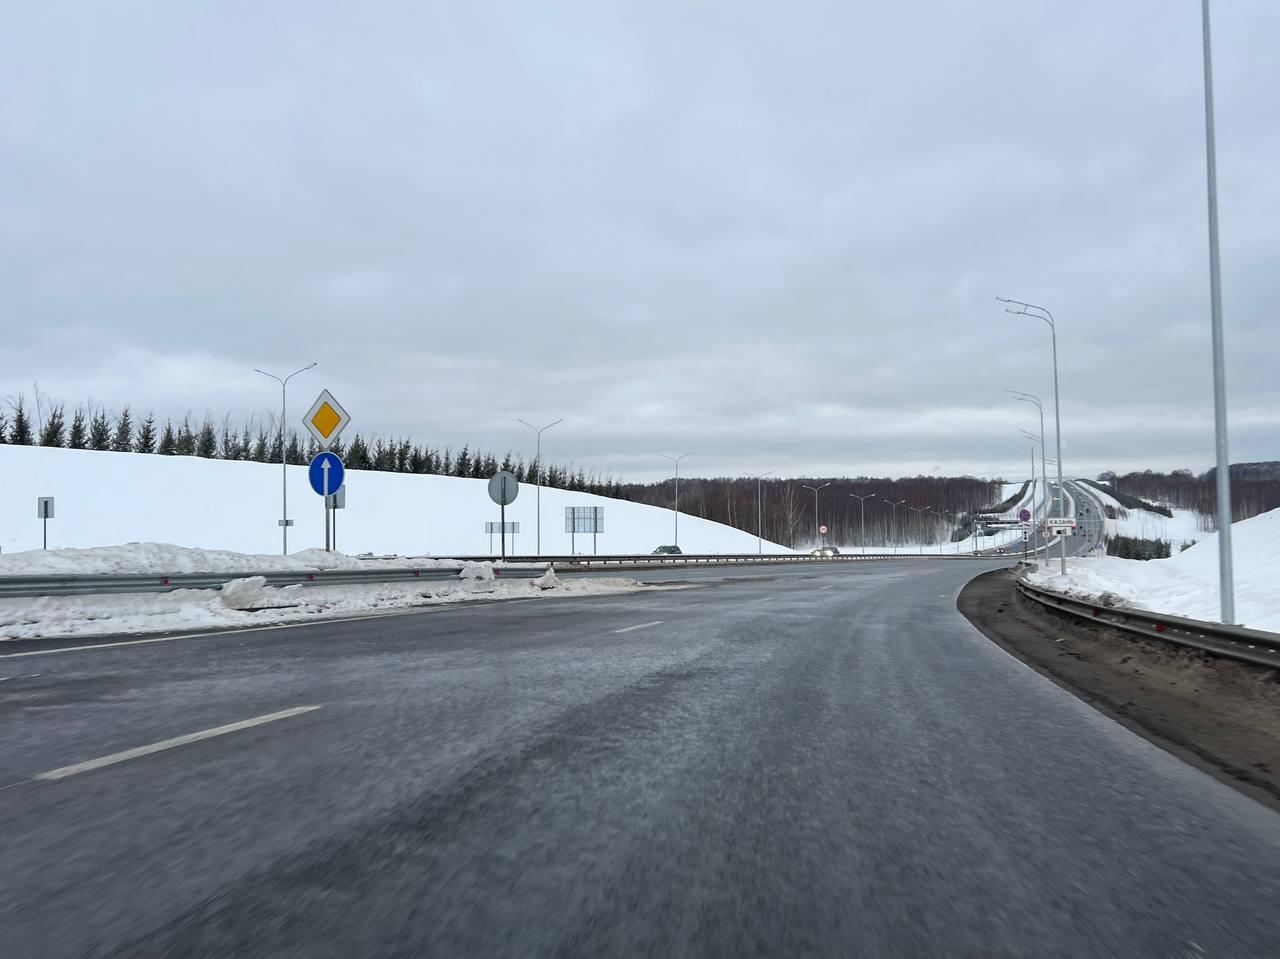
left=1076, top=482, right=1204, bottom=546
left=0, top=445, right=788, bottom=556
left=1025, top=508, right=1280, bottom=633
left=0, top=565, right=649, bottom=640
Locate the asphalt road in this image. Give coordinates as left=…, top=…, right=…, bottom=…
left=3, top=559, right=1280, bottom=956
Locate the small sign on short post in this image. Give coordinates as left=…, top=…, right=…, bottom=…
left=564, top=506, right=604, bottom=554
left=488, top=471, right=520, bottom=559
left=37, top=497, right=55, bottom=550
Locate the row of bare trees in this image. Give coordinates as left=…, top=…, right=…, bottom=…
left=1099, top=467, right=1280, bottom=528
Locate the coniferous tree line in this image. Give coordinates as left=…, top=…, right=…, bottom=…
left=1105, top=535, right=1173, bottom=561
left=0, top=393, right=624, bottom=497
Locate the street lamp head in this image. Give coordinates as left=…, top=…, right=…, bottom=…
left=518, top=417, right=565, bottom=436
left=997, top=296, right=1055, bottom=327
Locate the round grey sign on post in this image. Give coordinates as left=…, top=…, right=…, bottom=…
left=488, top=470, right=519, bottom=506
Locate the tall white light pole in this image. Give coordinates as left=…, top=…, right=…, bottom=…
left=1009, top=391, right=1050, bottom=521
left=660, top=453, right=692, bottom=547
left=885, top=499, right=905, bottom=555
left=1019, top=429, right=1042, bottom=519
left=801, top=483, right=832, bottom=545
left=1200, top=0, right=1235, bottom=623
left=254, top=362, right=316, bottom=555
left=998, top=298, right=1066, bottom=574
left=850, top=492, right=876, bottom=554
left=930, top=509, right=950, bottom=555
left=518, top=417, right=563, bottom=555
left=909, top=505, right=931, bottom=556
left=748, top=471, right=774, bottom=554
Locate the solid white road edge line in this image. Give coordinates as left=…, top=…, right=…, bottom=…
left=33, top=705, right=323, bottom=781
left=613, top=620, right=664, bottom=634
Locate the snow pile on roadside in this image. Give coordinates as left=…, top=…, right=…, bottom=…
left=1025, top=508, right=1280, bottom=632
left=0, top=542, right=546, bottom=578
left=0, top=543, right=381, bottom=576
left=0, top=569, right=648, bottom=640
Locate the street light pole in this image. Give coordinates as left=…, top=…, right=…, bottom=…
left=931, top=509, right=950, bottom=555
left=1019, top=430, right=1041, bottom=521
left=254, top=362, right=316, bottom=555
left=660, top=453, right=692, bottom=547
left=1200, top=0, right=1236, bottom=624
left=800, top=483, right=832, bottom=546
left=1010, top=391, right=1050, bottom=523
left=999, top=298, right=1066, bottom=574
left=884, top=499, right=905, bottom=555
left=909, top=505, right=930, bottom=556
left=850, top=492, right=876, bottom=555
left=748, top=471, right=774, bottom=554
left=518, top=417, right=564, bottom=555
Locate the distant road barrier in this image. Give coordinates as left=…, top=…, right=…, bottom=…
left=0, top=565, right=548, bottom=600
left=1016, top=576, right=1280, bottom=669
left=451, top=552, right=993, bottom=568
left=0, top=552, right=993, bottom=599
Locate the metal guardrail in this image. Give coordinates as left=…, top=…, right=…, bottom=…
left=450, top=552, right=995, bottom=567
left=1016, top=577, right=1280, bottom=669
left=0, top=551, right=997, bottom=599
left=0, top=565, right=549, bottom=600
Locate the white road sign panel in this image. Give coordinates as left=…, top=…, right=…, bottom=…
left=303, top=390, right=351, bottom=448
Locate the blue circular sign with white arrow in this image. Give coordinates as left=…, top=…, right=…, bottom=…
left=309, top=451, right=345, bottom=497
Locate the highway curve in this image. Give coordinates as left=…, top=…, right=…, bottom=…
left=2, top=559, right=1280, bottom=956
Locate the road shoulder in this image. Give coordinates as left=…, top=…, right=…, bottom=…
left=959, top=568, right=1280, bottom=813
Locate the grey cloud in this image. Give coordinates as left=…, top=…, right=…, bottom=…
left=2, top=1, right=1277, bottom=483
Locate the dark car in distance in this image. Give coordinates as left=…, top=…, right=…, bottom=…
left=652, top=545, right=683, bottom=555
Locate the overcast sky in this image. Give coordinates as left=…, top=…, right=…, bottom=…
left=3, top=1, right=1277, bottom=483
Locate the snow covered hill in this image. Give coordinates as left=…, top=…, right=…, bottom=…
left=1026, top=507, right=1280, bottom=632
left=1075, top=482, right=1204, bottom=546
left=0, top=446, right=789, bottom=556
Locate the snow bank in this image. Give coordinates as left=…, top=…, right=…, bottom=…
left=0, top=542, right=493, bottom=577
left=1025, top=508, right=1280, bottom=632
left=0, top=445, right=789, bottom=556
left=0, top=568, right=649, bottom=640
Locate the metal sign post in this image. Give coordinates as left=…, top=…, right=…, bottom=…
left=488, top=471, right=520, bottom=560
left=309, top=452, right=346, bottom=553
left=37, top=497, right=55, bottom=550
left=326, top=486, right=346, bottom=552
left=485, top=521, right=519, bottom=555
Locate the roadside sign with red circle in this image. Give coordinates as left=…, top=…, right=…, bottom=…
left=819, top=525, right=829, bottom=534
left=1018, top=508, right=1032, bottom=522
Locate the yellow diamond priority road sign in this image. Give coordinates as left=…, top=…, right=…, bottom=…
left=303, top=389, right=351, bottom=448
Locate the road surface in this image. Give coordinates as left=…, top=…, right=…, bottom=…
left=3, top=558, right=1280, bottom=956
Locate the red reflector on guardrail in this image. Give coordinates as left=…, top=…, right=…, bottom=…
left=162, top=577, right=170, bottom=586
left=1155, top=623, right=1166, bottom=633
left=307, top=574, right=316, bottom=582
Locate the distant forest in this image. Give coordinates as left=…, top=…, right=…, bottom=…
left=615, top=476, right=1006, bottom=548
left=1098, top=465, right=1280, bottom=529
left=1, top=392, right=1005, bottom=547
